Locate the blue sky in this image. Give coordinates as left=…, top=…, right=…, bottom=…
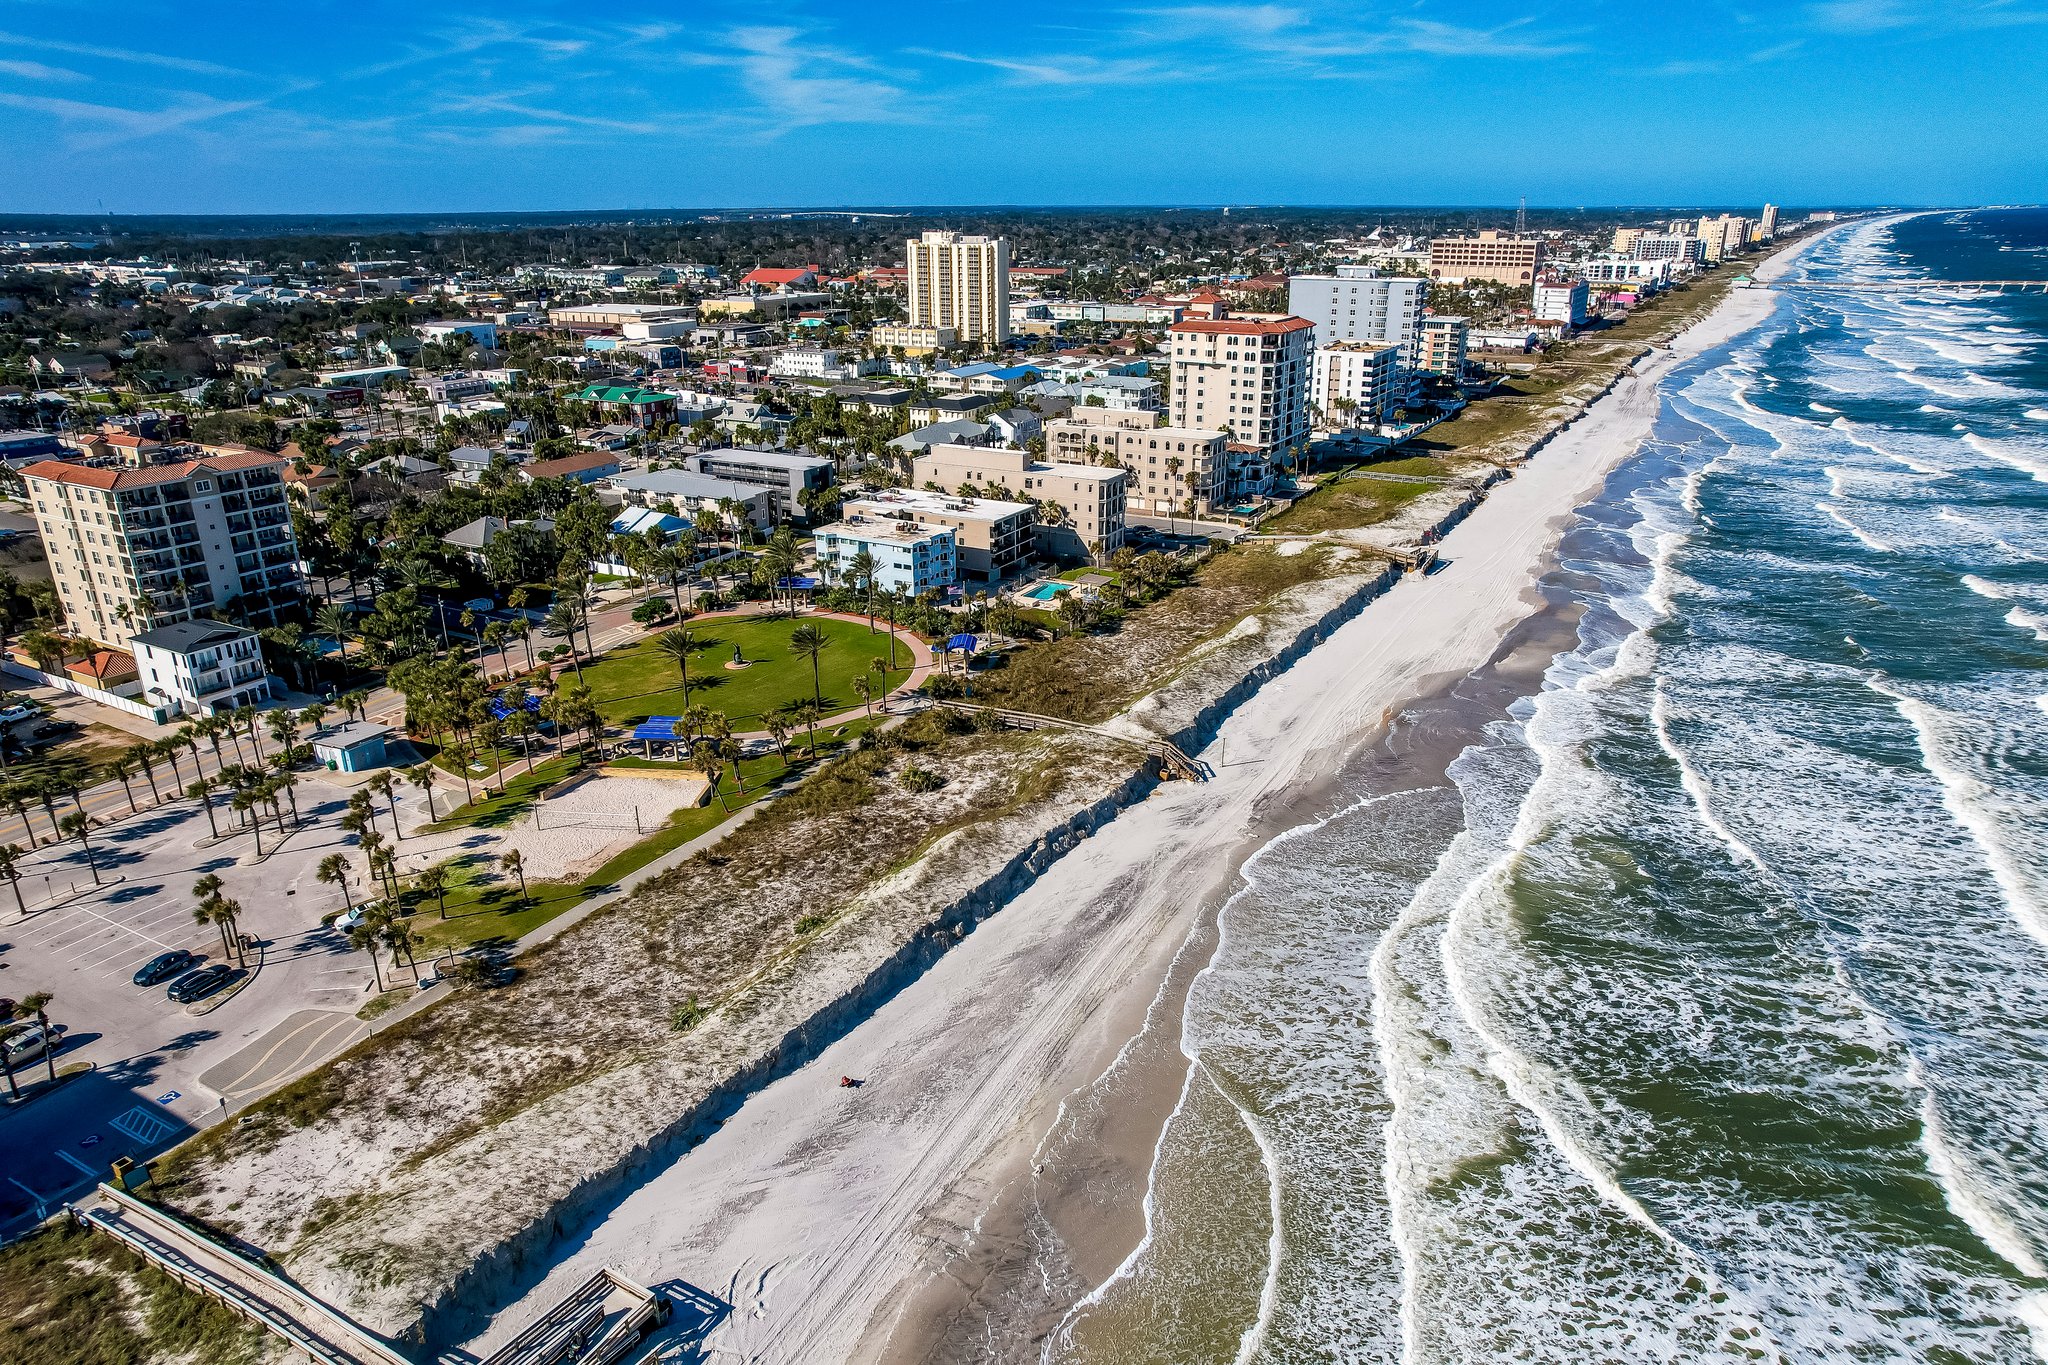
left=0, top=0, right=2043, bottom=213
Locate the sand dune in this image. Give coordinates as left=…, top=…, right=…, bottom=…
left=464, top=232, right=1828, bottom=1363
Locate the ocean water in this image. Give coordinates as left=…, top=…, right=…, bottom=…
left=1048, top=210, right=2048, bottom=1363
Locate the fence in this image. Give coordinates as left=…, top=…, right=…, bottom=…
left=1, top=660, right=170, bottom=724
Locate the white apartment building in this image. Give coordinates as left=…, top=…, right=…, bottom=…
left=846, top=488, right=1035, bottom=582
left=21, top=450, right=303, bottom=646
left=130, top=618, right=276, bottom=717
left=906, top=231, right=1010, bottom=346
left=1286, top=267, right=1428, bottom=360
left=1533, top=278, right=1590, bottom=329
left=768, top=346, right=845, bottom=379
left=1310, top=341, right=1403, bottom=427
left=813, top=514, right=958, bottom=596
left=913, top=443, right=1127, bottom=561
left=1581, top=256, right=1676, bottom=287
left=1630, top=233, right=1707, bottom=267
left=1045, top=412, right=1225, bottom=517
left=1165, top=316, right=1312, bottom=493
left=1759, top=204, right=1780, bottom=240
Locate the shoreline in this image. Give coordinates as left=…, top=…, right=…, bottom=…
left=861, top=224, right=1840, bottom=1361
left=457, top=227, right=1837, bottom=1364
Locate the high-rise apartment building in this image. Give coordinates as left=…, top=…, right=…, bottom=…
left=1611, top=227, right=1647, bottom=254
left=1416, top=318, right=1470, bottom=377
left=1630, top=233, right=1708, bottom=266
left=1427, top=232, right=1546, bottom=286
left=1166, top=315, right=1312, bottom=495
left=1532, top=278, right=1590, bottom=329
left=1166, top=316, right=1311, bottom=451
left=21, top=449, right=303, bottom=647
left=1695, top=215, right=1755, bottom=263
left=906, top=231, right=1010, bottom=346
left=1759, top=204, right=1780, bottom=240
left=1310, top=341, right=1403, bottom=426
left=1285, top=267, right=1428, bottom=359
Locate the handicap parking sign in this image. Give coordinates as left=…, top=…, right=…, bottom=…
left=155, top=1090, right=180, bottom=1105
left=80, top=1135, right=100, bottom=1148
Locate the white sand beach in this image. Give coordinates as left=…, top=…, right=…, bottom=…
left=464, top=231, right=1829, bottom=1363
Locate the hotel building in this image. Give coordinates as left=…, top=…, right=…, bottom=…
left=813, top=514, right=958, bottom=595
left=1427, top=232, right=1547, bottom=286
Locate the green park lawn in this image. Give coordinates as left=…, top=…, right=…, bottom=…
left=409, top=718, right=879, bottom=950
left=582, top=614, right=912, bottom=728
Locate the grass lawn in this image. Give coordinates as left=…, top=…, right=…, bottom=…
left=582, top=614, right=912, bottom=728
left=424, top=754, right=583, bottom=832
left=410, top=718, right=880, bottom=950
left=1262, top=476, right=1437, bottom=534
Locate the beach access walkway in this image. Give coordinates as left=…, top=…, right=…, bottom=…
left=71, top=1182, right=666, bottom=1365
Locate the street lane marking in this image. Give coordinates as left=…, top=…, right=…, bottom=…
left=217, top=1014, right=363, bottom=1095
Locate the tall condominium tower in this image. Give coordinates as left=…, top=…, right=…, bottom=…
left=906, top=230, right=1010, bottom=346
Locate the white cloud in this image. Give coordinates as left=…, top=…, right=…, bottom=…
left=0, top=57, right=86, bottom=82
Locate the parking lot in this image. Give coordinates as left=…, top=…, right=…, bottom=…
left=0, top=769, right=432, bottom=1231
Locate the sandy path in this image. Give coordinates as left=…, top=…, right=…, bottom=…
left=464, top=240, right=1825, bottom=1362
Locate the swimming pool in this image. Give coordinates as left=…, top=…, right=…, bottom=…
left=1024, top=583, right=1069, bottom=600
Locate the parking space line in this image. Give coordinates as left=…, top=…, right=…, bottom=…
left=54, top=1149, right=101, bottom=1179
left=39, top=898, right=183, bottom=951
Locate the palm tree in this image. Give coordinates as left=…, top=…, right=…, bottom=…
left=315, top=603, right=354, bottom=672
left=371, top=771, right=403, bottom=839
left=14, top=992, right=57, bottom=1085
left=108, top=759, right=140, bottom=816
left=0, top=843, right=23, bottom=917
left=655, top=628, right=696, bottom=709
left=0, top=783, right=34, bottom=850
left=341, top=689, right=371, bottom=724
left=230, top=790, right=263, bottom=855
left=125, top=741, right=161, bottom=804
left=789, top=623, right=829, bottom=717
left=57, top=812, right=99, bottom=885
left=720, top=737, right=745, bottom=797
left=415, top=862, right=450, bottom=919
left=852, top=675, right=873, bottom=717
left=794, top=700, right=823, bottom=758
left=317, top=852, right=354, bottom=915
left=234, top=704, right=263, bottom=761
left=152, top=737, right=186, bottom=793
left=29, top=778, right=63, bottom=845
left=764, top=711, right=792, bottom=767
left=186, top=779, right=221, bottom=839
left=349, top=920, right=386, bottom=993
left=849, top=547, right=879, bottom=629
left=406, top=764, right=438, bottom=822
left=501, top=847, right=528, bottom=905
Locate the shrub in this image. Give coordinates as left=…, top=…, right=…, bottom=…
left=899, top=764, right=942, bottom=793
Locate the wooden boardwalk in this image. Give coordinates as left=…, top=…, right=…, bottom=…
left=1785, top=279, right=2047, bottom=292
left=73, top=1184, right=666, bottom=1365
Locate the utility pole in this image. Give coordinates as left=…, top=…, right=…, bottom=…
left=1516, top=197, right=1527, bottom=237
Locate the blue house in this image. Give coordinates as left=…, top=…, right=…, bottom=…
left=312, top=721, right=393, bottom=773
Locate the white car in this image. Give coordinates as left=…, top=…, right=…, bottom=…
left=3, top=1025, right=53, bottom=1067
left=335, top=905, right=369, bottom=932
left=0, top=705, right=36, bottom=727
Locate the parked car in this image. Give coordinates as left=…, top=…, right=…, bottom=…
left=0, top=704, right=37, bottom=727
left=134, top=949, right=198, bottom=986
left=166, top=964, right=234, bottom=1004
left=2, top=1024, right=54, bottom=1068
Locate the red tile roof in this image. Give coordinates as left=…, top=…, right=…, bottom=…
left=19, top=447, right=284, bottom=490
left=741, top=266, right=818, bottom=288
left=523, top=450, right=620, bottom=479
left=1168, top=317, right=1312, bottom=336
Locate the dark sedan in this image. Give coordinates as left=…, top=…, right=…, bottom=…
left=166, top=964, right=234, bottom=1004
left=134, top=949, right=197, bottom=987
